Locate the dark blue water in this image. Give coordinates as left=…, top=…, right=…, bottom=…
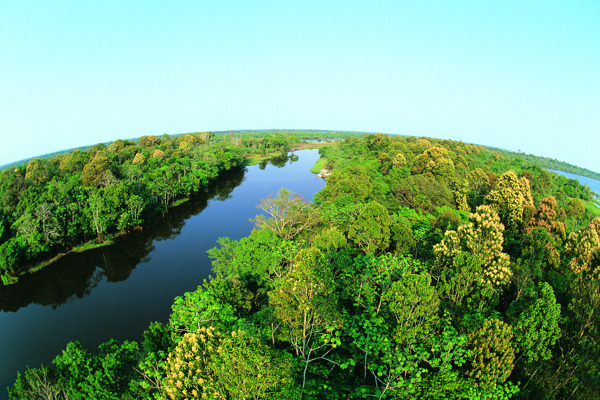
left=0, top=149, right=325, bottom=399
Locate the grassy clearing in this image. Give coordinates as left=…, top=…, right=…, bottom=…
left=310, top=158, right=328, bottom=174
left=244, top=155, right=273, bottom=166
left=243, top=150, right=290, bottom=166
left=171, top=198, right=190, bottom=207
left=585, top=200, right=600, bottom=217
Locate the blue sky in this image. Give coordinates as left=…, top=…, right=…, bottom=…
left=1, top=1, right=599, bottom=172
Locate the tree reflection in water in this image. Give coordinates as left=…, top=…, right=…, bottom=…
left=0, top=166, right=245, bottom=313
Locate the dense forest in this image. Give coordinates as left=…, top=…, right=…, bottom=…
left=0, top=133, right=244, bottom=285
left=0, top=130, right=357, bottom=172
left=0, top=131, right=348, bottom=285
left=6, top=133, right=600, bottom=399
left=492, top=149, right=600, bottom=182
left=4, top=130, right=597, bottom=182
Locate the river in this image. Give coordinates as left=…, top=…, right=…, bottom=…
left=0, top=149, right=325, bottom=399
left=548, top=169, right=600, bottom=198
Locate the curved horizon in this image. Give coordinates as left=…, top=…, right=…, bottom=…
left=2, top=129, right=599, bottom=178
left=2, top=2, right=599, bottom=172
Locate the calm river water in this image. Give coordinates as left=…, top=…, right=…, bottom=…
left=0, top=149, right=325, bottom=398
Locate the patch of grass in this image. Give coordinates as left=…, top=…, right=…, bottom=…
left=244, top=150, right=289, bottom=166
left=1, top=274, right=18, bottom=285
left=310, top=158, right=328, bottom=174
left=171, top=198, right=190, bottom=207
left=585, top=200, right=600, bottom=217
left=72, top=240, right=113, bottom=253
left=25, top=236, right=118, bottom=276
left=244, top=155, right=272, bottom=166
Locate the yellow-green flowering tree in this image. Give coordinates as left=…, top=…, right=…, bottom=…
left=565, top=217, right=600, bottom=275
left=434, top=205, right=512, bottom=287
left=163, top=327, right=298, bottom=400
left=467, top=318, right=515, bottom=389
left=485, top=171, right=531, bottom=229
left=392, top=152, right=407, bottom=168
left=411, top=146, right=455, bottom=177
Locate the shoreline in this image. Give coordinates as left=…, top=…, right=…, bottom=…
left=3, top=145, right=330, bottom=286
left=11, top=230, right=132, bottom=284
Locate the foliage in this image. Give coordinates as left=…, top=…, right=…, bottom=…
left=411, top=145, right=456, bottom=177
left=268, top=247, right=341, bottom=387
left=527, top=196, right=566, bottom=240
left=162, top=327, right=299, bottom=400
left=435, top=205, right=512, bottom=287
left=9, top=132, right=600, bottom=400
left=0, top=132, right=245, bottom=285
left=169, top=274, right=252, bottom=334
left=485, top=171, right=531, bottom=230
left=565, top=218, right=600, bottom=274
left=348, top=201, right=391, bottom=254
left=9, top=340, right=139, bottom=400
left=467, top=318, right=515, bottom=389
left=508, top=282, right=561, bottom=364
left=252, top=188, right=321, bottom=241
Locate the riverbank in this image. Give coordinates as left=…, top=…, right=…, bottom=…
left=2, top=146, right=328, bottom=286
left=310, top=157, right=329, bottom=174
left=244, top=153, right=283, bottom=166
left=293, top=141, right=337, bottom=151
left=2, top=185, right=216, bottom=285
left=3, top=229, right=134, bottom=286
left=243, top=141, right=334, bottom=166
left=9, top=196, right=204, bottom=283
left=0, top=148, right=326, bottom=399
left=548, top=168, right=600, bottom=217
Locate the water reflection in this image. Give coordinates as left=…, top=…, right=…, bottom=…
left=258, top=153, right=299, bottom=169
left=0, top=166, right=245, bottom=313
left=0, top=149, right=325, bottom=400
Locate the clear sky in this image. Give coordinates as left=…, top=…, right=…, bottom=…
left=1, top=1, right=599, bottom=172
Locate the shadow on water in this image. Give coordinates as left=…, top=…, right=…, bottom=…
left=0, top=166, right=246, bottom=313
left=0, top=149, right=325, bottom=399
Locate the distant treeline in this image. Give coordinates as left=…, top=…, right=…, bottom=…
left=4, top=130, right=596, bottom=180
left=493, top=148, right=600, bottom=181
left=0, top=130, right=365, bottom=171
left=212, top=129, right=369, bottom=141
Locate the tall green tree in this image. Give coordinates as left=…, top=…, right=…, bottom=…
left=268, top=247, right=341, bottom=388
left=252, top=188, right=320, bottom=240
left=348, top=201, right=391, bottom=254
left=87, top=192, right=109, bottom=242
